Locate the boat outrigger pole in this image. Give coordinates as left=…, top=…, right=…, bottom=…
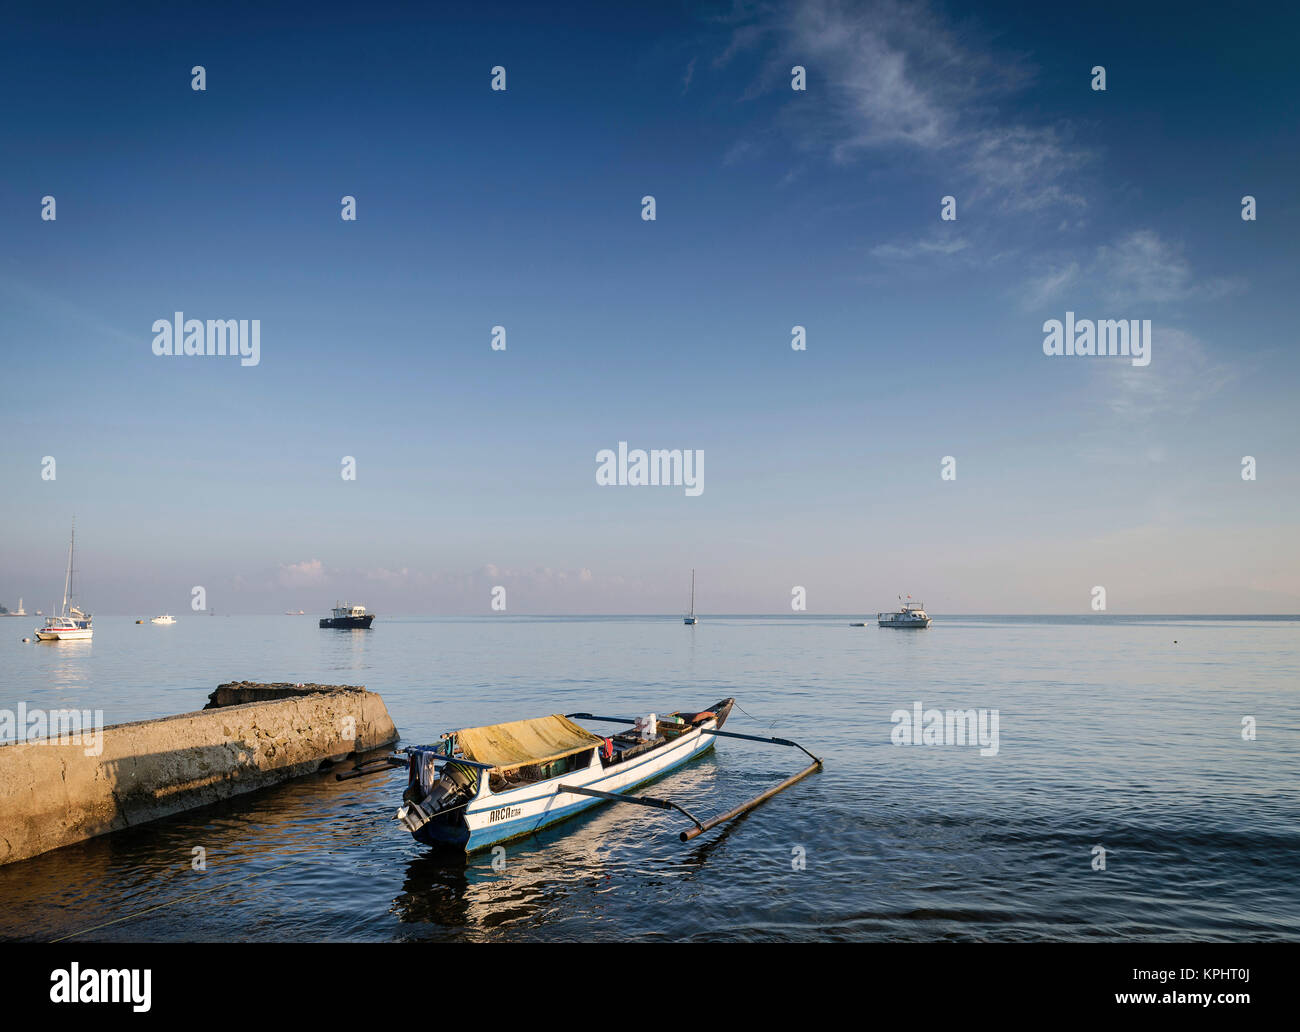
left=565, top=713, right=823, bottom=843
left=557, top=784, right=706, bottom=833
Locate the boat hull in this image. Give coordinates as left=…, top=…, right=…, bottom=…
left=413, top=700, right=733, bottom=852
left=35, top=628, right=92, bottom=641
left=878, top=619, right=931, bottom=628
left=319, top=615, right=375, bottom=628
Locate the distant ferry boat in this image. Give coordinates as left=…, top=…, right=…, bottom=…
left=320, top=602, right=375, bottom=629
left=35, top=524, right=93, bottom=641
left=151, top=614, right=176, bottom=624
left=285, top=609, right=305, bottom=615
left=877, top=599, right=931, bottom=629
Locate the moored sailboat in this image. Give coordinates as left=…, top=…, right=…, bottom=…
left=683, top=569, right=697, bottom=625
left=35, top=523, right=92, bottom=641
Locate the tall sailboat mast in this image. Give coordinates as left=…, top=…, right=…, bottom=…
left=61, top=520, right=76, bottom=617
left=689, top=569, right=695, bottom=619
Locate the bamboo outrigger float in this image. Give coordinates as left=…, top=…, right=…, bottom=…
left=389, top=698, right=822, bottom=851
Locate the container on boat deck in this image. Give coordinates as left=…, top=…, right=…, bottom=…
left=634, top=713, right=658, bottom=741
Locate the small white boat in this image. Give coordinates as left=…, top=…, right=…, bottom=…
left=151, top=614, right=176, bottom=624
left=683, top=569, right=697, bottom=625
left=877, top=598, right=931, bottom=628
left=35, top=523, right=92, bottom=642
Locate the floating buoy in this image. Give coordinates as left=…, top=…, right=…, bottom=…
left=22, top=637, right=31, bottom=643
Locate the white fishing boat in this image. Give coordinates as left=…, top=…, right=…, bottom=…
left=683, top=569, right=697, bottom=625
left=877, top=597, right=931, bottom=628
left=35, top=524, right=93, bottom=642
left=151, top=614, right=175, bottom=624
left=389, top=698, right=822, bottom=853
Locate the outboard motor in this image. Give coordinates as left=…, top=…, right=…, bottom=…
left=397, top=754, right=478, bottom=832
left=424, top=760, right=477, bottom=813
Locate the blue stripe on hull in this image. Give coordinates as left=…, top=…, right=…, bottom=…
left=422, top=737, right=716, bottom=853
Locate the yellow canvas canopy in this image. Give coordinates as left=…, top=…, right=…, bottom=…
left=455, top=714, right=604, bottom=771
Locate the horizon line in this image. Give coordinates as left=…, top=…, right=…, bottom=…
left=56, top=611, right=1300, bottom=619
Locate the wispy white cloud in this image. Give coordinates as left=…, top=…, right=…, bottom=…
left=364, top=566, right=416, bottom=586
left=681, top=56, right=697, bottom=94
left=1094, top=230, right=1243, bottom=307
left=1102, top=326, right=1237, bottom=421
left=963, top=126, right=1088, bottom=212
left=278, top=559, right=326, bottom=588
left=1021, top=230, right=1246, bottom=310
left=723, top=0, right=1091, bottom=213
left=1072, top=326, right=1241, bottom=466
left=1020, top=262, right=1080, bottom=310
left=869, top=233, right=970, bottom=261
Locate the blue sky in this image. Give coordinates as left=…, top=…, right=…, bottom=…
left=1, top=0, right=1297, bottom=614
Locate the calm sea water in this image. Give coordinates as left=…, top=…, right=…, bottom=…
left=0, top=614, right=1296, bottom=942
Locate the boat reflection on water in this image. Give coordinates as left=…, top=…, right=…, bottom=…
left=391, top=759, right=726, bottom=936
left=393, top=826, right=628, bottom=933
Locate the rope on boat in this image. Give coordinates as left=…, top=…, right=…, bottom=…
left=730, top=699, right=781, bottom=730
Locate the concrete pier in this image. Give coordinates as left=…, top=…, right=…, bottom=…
left=0, top=683, right=398, bottom=866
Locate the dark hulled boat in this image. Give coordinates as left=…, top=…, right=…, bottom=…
left=319, top=602, right=375, bottom=629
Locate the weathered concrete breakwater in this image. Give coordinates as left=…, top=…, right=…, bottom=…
left=0, top=682, right=398, bottom=866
